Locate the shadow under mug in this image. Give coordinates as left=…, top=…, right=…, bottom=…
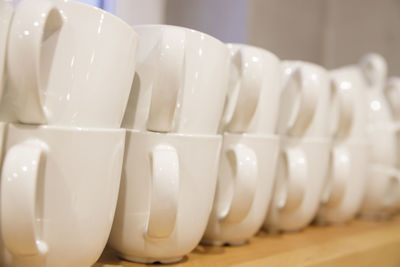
left=108, top=130, right=221, bottom=264
left=1, top=124, right=125, bottom=267
left=7, top=0, right=138, bottom=127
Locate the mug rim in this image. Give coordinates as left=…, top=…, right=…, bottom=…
left=282, top=60, right=328, bottom=74
left=226, top=43, right=280, bottom=62
left=9, top=123, right=126, bottom=134
left=59, top=0, right=138, bottom=39
left=132, top=24, right=225, bottom=47
left=126, top=129, right=222, bottom=140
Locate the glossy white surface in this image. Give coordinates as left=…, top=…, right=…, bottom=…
left=221, top=44, right=281, bottom=134
left=0, top=1, right=12, bottom=98
left=278, top=61, right=331, bottom=139
left=7, top=0, right=138, bottom=127
left=108, top=130, right=221, bottom=263
left=1, top=124, right=125, bottom=267
left=317, top=66, right=369, bottom=224
left=202, top=133, right=279, bottom=245
left=317, top=142, right=368, bottom=224
left=122, top=25, right=230, bottom=134
left=264, top=137, right=331, bottom=231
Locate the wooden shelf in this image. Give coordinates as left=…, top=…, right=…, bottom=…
left=95, top=215, right=400, bottom=267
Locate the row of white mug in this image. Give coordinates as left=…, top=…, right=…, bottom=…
left=1, top=0, right=400, bottom=266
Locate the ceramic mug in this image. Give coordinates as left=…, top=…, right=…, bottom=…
left=0, top=124, right=125, bottom=267
left=264, top=137, right=331, bottom=231
left=122, top=25, right=230, bottom=134
left=7, top=0, right=138, bottom=127
left=108, top=130, right=221, bottom=264
left=202, top=133, right=279, bottom=245
left=317, top=142, right=368, bottom=224
left=220, top=44, right=281, bottom=134
left=360, top=165, right=400, bottom=219
left=316, top=66, right=369, bottom=224
left=277, top=61, right=330, bottom=139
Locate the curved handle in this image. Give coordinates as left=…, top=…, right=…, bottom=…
left=225, top=46, right=264, bottom=133
left=146, top=28, right=185, bottom=133
left=279, top=68, right=318, bottom=136
left=329, top=79, right=354, bottom=139
left=359, top=53, right=387, bottom=90
left=275, top=148, right=307, bottom=212
left=371, top=165, right=400, bottom=209
left=7, top=0, right=63, bottom=124
left=385, top=77, right=400, bottom=120
left=146, top=144, right=179, bottom=239
left=1, top=140, right=48, bottom=256
left=220, top=144, right=258, bottom=224
left=321, top=147, right=350, bottom=207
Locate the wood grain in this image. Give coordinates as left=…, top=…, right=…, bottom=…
left=95, top=216, right=400, bottom=267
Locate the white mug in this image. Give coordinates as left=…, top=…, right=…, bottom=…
left=316, top=66, right=369, bottom=224
left=202, top=133, right=279, bottom=245
left=317, top=142, right=368, bottom=224
left=122, top=25, right=230, bottom=134
left=264, top=137, right=331, bottom=231
left=220, top=44, right=281, bottom=134
left=1, top=124, right=125, bottom=267
left=0, top=0, right=12, bottom=98
left=277, top=61, right=331, bottom=139
left=108, top=130, right=221, bottom=264
left=7, top=0, right=138, bottom=127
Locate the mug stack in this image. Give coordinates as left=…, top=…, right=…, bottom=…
left=201, top=44, right=281, bottom=245
left=107, top=25, right=231, bottom=264
left=264, top=61, right=332, bottom=232
left=316, top=65, right=369, bottom=224
left=358, top=54, right=400, bottom=219
left=0, top=0, right=137, bottom=266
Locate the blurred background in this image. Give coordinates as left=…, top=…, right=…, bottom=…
left=80, top=0, right=400, bottom=75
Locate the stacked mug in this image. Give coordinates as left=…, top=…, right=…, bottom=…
left=264, top=61, right=332, bottom=231
left=107, top=25, right=230, bottom=263
left=358, top=54, right=400, bottom=219
left=0, top=0, right=137, bottom=266
left=316, top=65, right=369, bottom=224
left=201, top=44, right=281, bottom=245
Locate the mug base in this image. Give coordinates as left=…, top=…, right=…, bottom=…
left=359, top=212, right=392, bottom=221
left=201, top=239, right=248, bottom=247
left=118, top=254, right=184, bottom=264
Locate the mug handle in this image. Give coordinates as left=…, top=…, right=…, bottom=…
left=146, top=144, right=180, bottom=238
left=1, top=140, right=48, bottom=256
left=321, top=147, right=350, bottom=207
left=359, top=53, right=387, bottom=89
left=224, top=47, right=264, bottom=133
left=7, top=0, right=63, bottom=123
left=329, top=79, right=354, bottom=138
left=278, top=68, right=318, bottom=136
left=146, top=28, right=185, bottom=133
left=220, top=144, right=258, bottom=223
left=371, top=165, right=400, bottom=209
left=276, top=148, right=307, bottom=212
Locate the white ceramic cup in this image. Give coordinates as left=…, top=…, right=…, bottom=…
left=7, top=0, right=138, bottom=127
left=108, top=130, right=221, bottom=264
left=264, top=137, right=331, bottom=231
left=277, top=61, right=331, bottom=139
left=0, top=0, right=12, bottom=97
left=220, top=44, right=281, bottom=134
left=360, top=165, right=400, bottom=219
left=202, top=133, right=279, bottom=245
left=317, top=142, right=368, bottom=224
left=122, top=25, right=230, bottom=135
left=0, top=124, right=125, bottom=267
